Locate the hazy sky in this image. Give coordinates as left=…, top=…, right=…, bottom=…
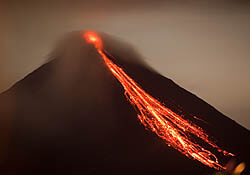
left=0, top=0, right=249, bottom=129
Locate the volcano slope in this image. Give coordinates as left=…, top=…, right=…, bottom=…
left=0, top=31, right=249, bottom=175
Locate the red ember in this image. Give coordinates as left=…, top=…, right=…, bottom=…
left=83, top=31, right=235, bottom=170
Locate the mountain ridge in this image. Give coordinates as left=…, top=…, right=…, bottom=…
left=0, top=31, right=249, bottom=175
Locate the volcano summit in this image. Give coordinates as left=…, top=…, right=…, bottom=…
left=0, top=31, right=249, bottom=175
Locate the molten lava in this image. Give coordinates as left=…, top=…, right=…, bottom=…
left=83, top=31, right=234, bottom=170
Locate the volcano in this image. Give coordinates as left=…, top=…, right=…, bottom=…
left=0, top=31, right=249, bottom=175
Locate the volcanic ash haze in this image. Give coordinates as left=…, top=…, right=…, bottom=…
left=0, top=31, right=249, bottom=175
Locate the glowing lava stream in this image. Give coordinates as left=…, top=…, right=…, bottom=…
left=83, top=31, right=234, bottom=170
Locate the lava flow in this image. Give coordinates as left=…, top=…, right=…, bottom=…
left=83, top=31, right=234, bottom=170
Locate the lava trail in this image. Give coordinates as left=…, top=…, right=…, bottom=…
left=83, top=31, right=234, bottom=170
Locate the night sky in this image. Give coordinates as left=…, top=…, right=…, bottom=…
left=0, top=0, right=250, bottom=129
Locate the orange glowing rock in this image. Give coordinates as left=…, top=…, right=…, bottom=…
left=83, top=31, right=103, bottom=49
left=83, top=31, right=235, bottom=170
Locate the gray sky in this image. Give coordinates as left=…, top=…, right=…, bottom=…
left=0, top=0, right=249, bottom=129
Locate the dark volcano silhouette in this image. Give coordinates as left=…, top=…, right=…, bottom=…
left=0, top=31, right=249, bottom=175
